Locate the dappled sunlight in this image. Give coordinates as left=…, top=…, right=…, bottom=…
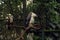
left=0, top=0, right=60, bottom=40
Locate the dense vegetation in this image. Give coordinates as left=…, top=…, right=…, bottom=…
left=0, top=0, right=60, bottom=40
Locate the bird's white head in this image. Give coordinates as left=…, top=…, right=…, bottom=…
left=30, top=12, right=37, bottom=17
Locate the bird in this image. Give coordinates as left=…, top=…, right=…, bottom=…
left=20, top=12, right=38, bottom=40
left=5, top=14, right=13, bottom=30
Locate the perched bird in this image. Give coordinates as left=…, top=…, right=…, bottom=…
left=5, top=14, right=13, bottom=30
left=25, top=12, right=38, bottom=40
left=25, top=12, right=37, bottom=28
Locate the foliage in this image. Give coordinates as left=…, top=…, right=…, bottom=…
left=0, top=0, right=60, bottom=40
